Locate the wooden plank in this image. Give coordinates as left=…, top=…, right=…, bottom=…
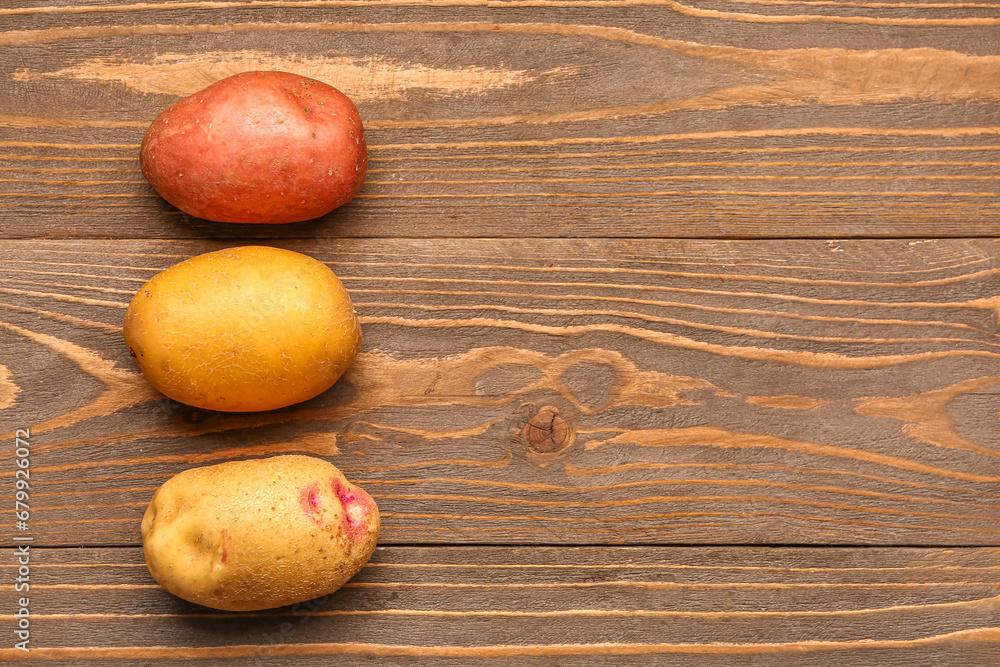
left=2, top=5, right=1000, bottom=237
left=2, top=238, right=1000, bottom=546
left=0, top=545, right=997, bottom=664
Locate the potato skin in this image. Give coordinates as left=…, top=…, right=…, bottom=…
left=142, top=455, right=380, bottom=611
left=140, top=71, right=367, bottom=223
left=123, top=246, right=360, bottom=412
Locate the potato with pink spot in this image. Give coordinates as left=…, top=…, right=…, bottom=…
left=141, top=455, right=380, bottom=611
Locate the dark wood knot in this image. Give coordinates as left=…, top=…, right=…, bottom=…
left=525, top=407, right=569, bottom=453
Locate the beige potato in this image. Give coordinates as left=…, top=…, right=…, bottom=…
left=123, top=245, right=361, bottom=412
left=141, top=455, right=380, bottom=611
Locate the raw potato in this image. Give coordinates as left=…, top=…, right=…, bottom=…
left=123, top=245, right=360, bottom=412
left=140, top=70, right=367, bottom=223
left=142, top=455, right=380, bottom=611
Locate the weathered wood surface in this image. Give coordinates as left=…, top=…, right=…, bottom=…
left=3, top=3, right=1000, bottom=661
left=1, top=546, right=998, bottom=665
left=3, top=238, right=1000, bottom=546
left=3, top=4, right=1000, bottom=237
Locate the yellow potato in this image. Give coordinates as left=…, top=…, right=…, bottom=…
left=141, top=455, right=380, bottom=611
left=123, top=246, right=360, bottom=412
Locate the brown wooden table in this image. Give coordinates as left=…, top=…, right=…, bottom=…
left=2, top=2, right=1000, bottom=664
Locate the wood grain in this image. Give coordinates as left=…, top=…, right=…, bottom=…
left=2, top=6, right=1000, bottom=237
left=3, top=238, right=1000, bottom=546
left=3, top=2, right=998, bottom=662
left=0, top=545, right=997, bottom=665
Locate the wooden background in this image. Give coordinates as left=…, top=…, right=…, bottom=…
left=2, top=1, right=1000, bottom=663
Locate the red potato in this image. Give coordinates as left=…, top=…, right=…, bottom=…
left=140, top=71, right=367, bottom=224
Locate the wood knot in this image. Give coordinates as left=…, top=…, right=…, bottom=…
left=525, top=407, right=569, bottom=453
